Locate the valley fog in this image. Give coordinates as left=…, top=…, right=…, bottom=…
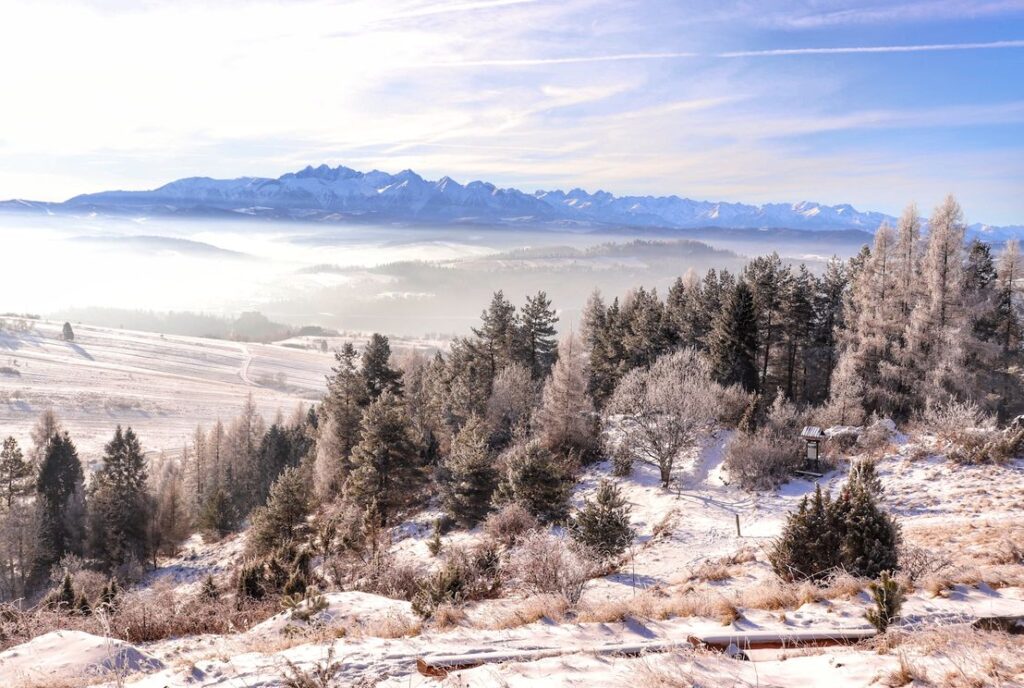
left=0, top=213, right=864, bottom=336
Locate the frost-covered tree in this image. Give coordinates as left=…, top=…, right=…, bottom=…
left=994, top=240, right=1023, bottom=354
left=608, top=348, right=720, bottom=487
left=0, top=437, right=33, bottom=509
left=29, top=408, right=62, bottom=465
left=485, top=363, right=536, bottom=449
left=472, top=290, right=519, bottom=383
left=148, top=456, right=191, bottom=561
left=534, top=334, right=600, bottom=462
left=438, top=415, right=496, bottom=526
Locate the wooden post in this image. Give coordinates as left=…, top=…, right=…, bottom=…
left=735, top=513, right=741, bottom=537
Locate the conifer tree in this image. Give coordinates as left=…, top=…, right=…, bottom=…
left=88, top=426, right=150, bottom=569
left=35, top=432, right=85, bottom=574
left=834, top=481, right=901, bottom=579
left=815, top=258, right=848, bottom=400
left=315, top=343, right=368, bottom=499
left=708, top=280, right=759, bottom=392
left=745, top=253, right=789, bottom=391
left=344, top=391, right=420, bottom=523
left=438, top=415, right=496, bottom=526
left=62, top=322, right=74, bottom=341
left=666, top=271, right=711, bottom=350
left=580, top=290, right=621, bottom=407
left=994, top=240, right=1023, bottom=354
left=472, top=290, right=519, bottom=383
left=29, top=408, right=62, bottom=465
left=494, top=439, right=571, bottom=524
left=361, top=333, right=403, bottom=399
left=866, top=571, right=904, bottom=632
left=249, top=466, right=312, bottom=555
left=569, top=479, right=633, bottom=558
left=0, top=437, right=33, bottom=509
left=518, top=291, right=559, bottom=379
left=620, top=286, right=667, bottom=369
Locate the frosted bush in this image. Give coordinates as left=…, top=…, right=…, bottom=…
left=922, top=397, right=994, bottom=440
left=506, top=531, right=598, bottom=604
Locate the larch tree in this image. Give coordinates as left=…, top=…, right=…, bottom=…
left=485, top=363, right=536, bottom=449
left=534, top=334, right=599, bottom=462
left=29, top=408, right=62, bottom=466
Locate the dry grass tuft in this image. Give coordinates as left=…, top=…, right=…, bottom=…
left=432, top=603, right=467, bottom=630
left=488, top=594, right=569, bottom=629
left=883, top=651, right=928, bottom=687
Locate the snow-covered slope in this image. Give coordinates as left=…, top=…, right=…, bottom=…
left=5, top=164, right=1016, bottom=235
left=0, top=318, right=334, bottom=458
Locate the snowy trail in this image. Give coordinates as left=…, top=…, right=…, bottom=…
left=236, top=343, right=255, bottom=386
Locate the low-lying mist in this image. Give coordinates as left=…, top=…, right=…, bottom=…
left=0, top=212, right=869, bottom=337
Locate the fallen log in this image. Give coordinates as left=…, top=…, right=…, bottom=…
left=972, top=615, right=1024, bottom=634
left=416, top=639, right=692, bottom=678
left=416, top=628, right=879, bottom=677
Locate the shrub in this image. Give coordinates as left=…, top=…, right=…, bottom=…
left=411, top=543, right=501, bottom=619
left=716, top=383, right=753, bottom=428
left=866, top=571, right=903, bottom=632
left=724, top=429, right=803, bottom=490
left=770, top=480, right=900, bottom=582
left=922, top=397, right=994, bottom=441
left=237, top=560, right=267, bottom=600
left=568, top=479, right=634, bottom=559
left=506, top=531, right=598, bottom=605
left=483, top=502, right=538, bottom=548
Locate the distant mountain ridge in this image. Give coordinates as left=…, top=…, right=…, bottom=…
left=2, top=163, right=1020, bottom=238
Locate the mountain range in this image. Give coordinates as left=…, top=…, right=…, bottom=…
left=2, top=164, right=1020, bottom=239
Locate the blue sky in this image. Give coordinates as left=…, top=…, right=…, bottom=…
left=1, top=0, right=1023, bottom=224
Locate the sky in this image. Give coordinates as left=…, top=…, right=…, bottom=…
left=1, top=0, right=1023, bottom=224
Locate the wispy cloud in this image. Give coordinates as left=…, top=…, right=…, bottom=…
left=771, top=0, right=1024, bottom=28
left=718, top=39, right=1024, bottom=57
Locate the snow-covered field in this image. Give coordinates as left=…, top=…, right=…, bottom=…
left=0, top=318, right=334, bottom=459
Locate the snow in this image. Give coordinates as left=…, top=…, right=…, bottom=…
left=0, top=318, right=334, bottom=458
left=246, top=591, right=414, bottom=638
left=0, top=630, right=163, bottom=686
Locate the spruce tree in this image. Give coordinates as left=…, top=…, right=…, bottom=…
left=569, top=479, right=633, bottom=558
left=518, top=291, right=559, bottom=379
left=708, top=280, right=759, bottom=392
left=315, top=343, right=368, bottom=499
left=88, top=426, right=150, bottom=569
left=621, top=286, right=668, bottom=370
left=36, top=432, right=85, bottom=574
left=62, top=322, right=74, bottom=341
left=361, top=333, right=403, bottom=399
left=0, top=436, right=33, bottom=509
left=834, top=482, right=901, bottom=579
left=438, top=415, right=496, bottom=527
left=249, top=466, right=312, bottom=555
left=344, top=391, right=420, bottom=523
left=494, top=440, right=571, bottom=524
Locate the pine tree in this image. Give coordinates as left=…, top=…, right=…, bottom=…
left=745, top=253, right=789, bottom=392
left=249, top=466, right=312, bottom=555
left=580, top=290, right=620, bottom=407
left=35, top=432, right=85, bottom=574
left=0, top=437, right=33, bottom=509
left=494, top=439, right=571, bottom=524
left=472, top=291, right=519, bottom=383
left=62, top=322, right=74, bottom=341
left=569, top=479, right=633, bottom=558
left=518, top=291, right=559, bottom=379
left=865, top=570, right=904, bottom=632
left=814, top=258, right=848, bottom=401
left=361, top=333, right=403, bottom=399
left=438, top=415, right=496, bottom=527
left=534, top=334, right=599, bottom=462
left=666, top=270, right=711, bottom=350
left=344, top=391, right=420, bottom=523
left=88, top=426, right=150, bottom=569
left=708, top=280, right=759, bottom=392
left=620, top=286, right=668, bottom=370
left=198, top=487, right=235, bottom=537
